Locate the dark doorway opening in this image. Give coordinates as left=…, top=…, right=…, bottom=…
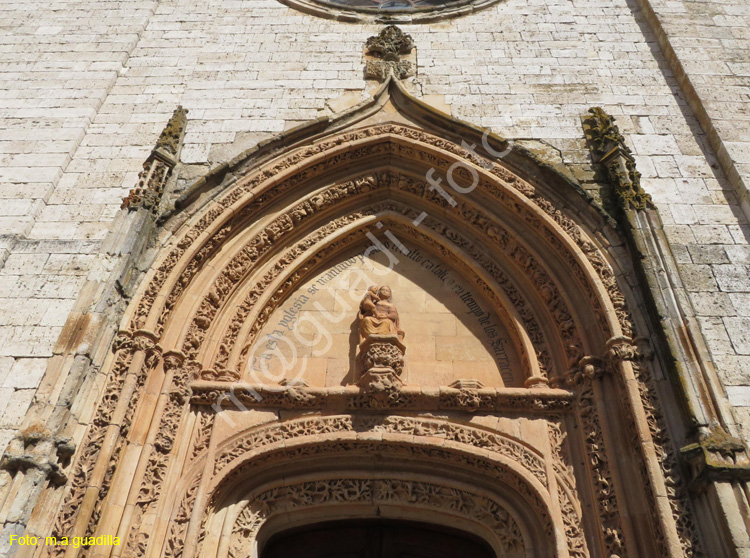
left=261, top=518, right=497, bottom=558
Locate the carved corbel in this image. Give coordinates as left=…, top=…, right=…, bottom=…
left=357, top=364, right=404, bottom=410
left=162, top=350, right=186, bottom=372
left=566, top=337, right=644, bottom=386
left=680, top=426, right=750, bottom=490
left=122, top=105, right=188, bottom=214
left=0, top=425, right=76, bottom=487
left=583, top=107, right=655, bottom=213
left=112, top=329, right=134, bottom=353
left=605, top=335, right=639, bottom=363
left=133, top=331, right=162, bottom=369
left=564, top=355, right=607, bottom=386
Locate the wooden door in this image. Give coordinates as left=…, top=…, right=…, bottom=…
left=261, top=519, right=496, bottom=558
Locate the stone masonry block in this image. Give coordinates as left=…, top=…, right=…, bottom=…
left=714, top=264, right=750, bottom=292
left=724, top=317, right=750, bottom=355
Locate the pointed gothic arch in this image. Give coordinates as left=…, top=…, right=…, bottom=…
left=40, top=78, right=708, bottom=558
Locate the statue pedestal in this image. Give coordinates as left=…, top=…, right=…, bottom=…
left=357, top=334, right=406, bottom=389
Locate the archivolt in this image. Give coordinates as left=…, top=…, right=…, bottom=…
left=172, top=415, right=575, bottom=558
left=186, top=172, right=587, bottom=384
left=125, top=125, right=631, bottom=389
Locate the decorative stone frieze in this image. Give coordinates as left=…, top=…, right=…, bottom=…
left=229, top=478, right=525, bottom=558
left=188, top=381, right=575, bottom=413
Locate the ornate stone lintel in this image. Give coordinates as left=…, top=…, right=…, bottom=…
left=364, top=26, right=415, bottom=81
left=680, top=427, right=750, bottom=490
left=583, top=107, right=655, bottom=212
left=188, top=381, right=575, bottom=413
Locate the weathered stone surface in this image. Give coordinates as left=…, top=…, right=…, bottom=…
left=0, top=0, right=749, bottom=556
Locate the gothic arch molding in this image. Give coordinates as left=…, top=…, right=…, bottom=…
left=179, top=169, right=596, bottom=384
left=172, top=417, right=572, bottom=558
left=129, top=122, right=629, bottom=363
left=126, top=124, right=635, bottom=389
left=41, top=78, right=706, bottom=558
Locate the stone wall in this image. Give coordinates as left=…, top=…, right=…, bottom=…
left=0, top=0, right=748, bottom=458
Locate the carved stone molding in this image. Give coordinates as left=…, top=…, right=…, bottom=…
left=124, top=123, right=630, bottom=380
left=189, top=382, right=574, bottom=414
left=128, top=122, right=619, bottom=343
left=228, top=478, right=525, bottom=558
left=211, top=415, right=549, bottom=485
left=575, top=376, right=627, bottom=558
left=221, top=199, right=551, bottom=380
left=275, top=0, right=506, bottom=24
left=631, top=357, right=704, bottom=556
left=177, top=166, right=589, bottom=381
left=180, top=418, right=576, bottom=558
left=47, top=329, right=159, bottom=555
left=548, top=419, right=589, bottom=558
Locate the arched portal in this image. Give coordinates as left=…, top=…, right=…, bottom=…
left=42, top=78, right=704, bottom=558
left=260, top=519, right=497, bottom=558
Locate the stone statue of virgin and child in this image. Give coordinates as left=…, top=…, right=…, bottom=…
left=357, top=285, right=406, bottom=380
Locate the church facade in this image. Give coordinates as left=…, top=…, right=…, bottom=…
left=1, top=0, right=750, bottom=556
